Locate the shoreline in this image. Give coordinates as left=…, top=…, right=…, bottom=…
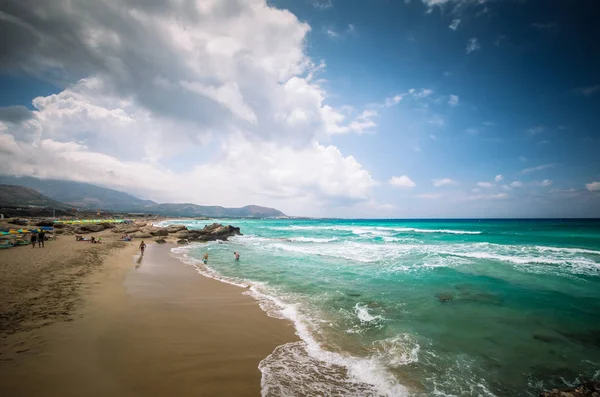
left=0, top=236, right=297, bottom=396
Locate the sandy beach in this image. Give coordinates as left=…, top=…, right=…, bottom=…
left=0, top=233, right=297, bottom=396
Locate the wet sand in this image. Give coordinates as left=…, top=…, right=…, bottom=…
left=0, top=240, right=297, bottom=396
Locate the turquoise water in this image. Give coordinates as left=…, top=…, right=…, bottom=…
left=162, top=219, right=600, bottom=396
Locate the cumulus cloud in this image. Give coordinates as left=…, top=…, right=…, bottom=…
left=586, top=181, right=600, bottom=192
left=477, top=182, right=493, bottom=188
left=0, top=106, right=35, bottom=124
left=510, top=181, right=523, bottom=187
left=433, top=178, right=458, bottom=187
left=494, top=174, right=503, bottom=183
left=466, top=38, right=481, bottom=54
left=0, top=0, right=380, bottom=215
left=389, top=175, right=416, bottom=188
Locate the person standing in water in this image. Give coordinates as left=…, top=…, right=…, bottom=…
left=139, top=241, right=146, bottom=256
left=234, top=251, right=240, bottom=261
left=203, top=252, right=208, bottom=264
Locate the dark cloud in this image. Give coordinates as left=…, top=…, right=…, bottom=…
left=0, top=105, right=34, bottom=123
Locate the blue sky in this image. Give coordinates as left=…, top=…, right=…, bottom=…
left=0, top=0, right=599, bottom=217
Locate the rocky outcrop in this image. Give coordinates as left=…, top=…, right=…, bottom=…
left=540, top=381, right=600, bottom=397
left=166, top=225, right=187, bottom=233
left=150, top=229, right=169, bottom=237
left=132, top=232, right=152, bottom=239
left=174, top=230, right=189, bottom=239
left=187, top=223, right=241, bottom=242
left=177, top=239, right=189, bottom=245
left=35, top=220, right=55, bottom=227
left=155, top=238, right=167, bottom=244
left=80, top=224, right=104, bottom=233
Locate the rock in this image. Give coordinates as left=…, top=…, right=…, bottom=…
left=436, top=293, right=453, bottom=303
left=80, top=224, right=104, bottom=232
left=150, top=229, right=169, bottom=237
left=177, top=239, right=189, bottom=245
left=100, top=222, right=116, bottom=229
left=155, top=238, right=167, bottom=244
left=174, top=231, right=190, bottom=239
left=540, top=381, right=600, bottom=397
left=186, top=223, right=242, bottom=242
left=166, top=225, right=187, bottom=233
left=35, top=220, right=55, bottom=227
left=122, top=227, right=140, bottom=234
left=132, top=232, right=152, bottom=239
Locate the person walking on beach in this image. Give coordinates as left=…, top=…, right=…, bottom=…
left=203, top=252, right=208, bottom=264
left=140, top=241, right=146, bottom=256
left=234, top=251, right=240, bottom=261
left=30, top=232, right=37, bottom=248
left=38, top=230, right=46, bottom=248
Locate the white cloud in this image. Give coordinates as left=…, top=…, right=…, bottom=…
left=389, top=175, right=416, bottom=188
left=0, top=0, right=380, bottom=216
left=467, top=193, right=508, bottom=201
left=417, top=193, right=442, bottom=199
left=521, top=164, right=554, bottom=174
left=541, top=179, right=553, bottom=187
left=448, top=95, right=459, bottom=107
left=494, top=174, right=503, bottom=182
left=477, top=182, right=493, bottom=188
left=433, top=178, right=458, bottom=187
left=573, top=85, right=600, bottom=98
left=313, top=0, right=333, bottom=9
left=466, top=38, right=481, bottom=54
left=324, top=27, right=341, bottom=39
left=585, top=182, right=600, bottom=192
left=510, top=181, right=523, bottom=187
left=384, top=94, right=404, bottom=107
left=526, top=125, right=545, bottom=135
left=530, top=22, right=559, bottom=30
left=449, top=19, right=461, bottom=30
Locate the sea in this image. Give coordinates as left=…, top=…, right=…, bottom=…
left=158, top=218, right=600, bottom=397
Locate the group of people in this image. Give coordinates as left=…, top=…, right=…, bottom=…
left=30, top=231, right=46, bottom=248
left=75, top=235, right=102, bottom=243
left=201, top=251, right=240, bottom=264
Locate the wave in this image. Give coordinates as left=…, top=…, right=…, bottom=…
left=268, top=225, right=482, bottom=235
left=287, top=236, right=339, bottom=243
left=170, top=245, right=411, bottom=397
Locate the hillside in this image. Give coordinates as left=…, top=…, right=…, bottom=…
left=0, top=185, right=69, bottom=209
left=0, top=176, right=156, bottom=211
left=0, top=176, right=286, bottom=218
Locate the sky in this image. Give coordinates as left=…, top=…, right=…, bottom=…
left=0, top=0, right=599, bottom=218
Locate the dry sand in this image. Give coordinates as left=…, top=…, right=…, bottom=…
left=0, top=234, right=297, bottom=396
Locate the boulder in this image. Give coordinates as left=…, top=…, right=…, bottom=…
left=80, top=224, right=104, bottom=233
left=185, top=223, right=241, bottom=242
left=36, top=220, right=55, bottom=227
left=166, top=225, right=187, bottom=233
left=100, top=222, right=116, bottom=229
left=174, top=231, right=190, bottom=239
left=150, top=228, right=169, bottom=237
left=177, top=239, right=189, bottom=245
left=122, top=227, right=140, bottom=234
left=132, top=232, right=152, bottom=239
left=540, top=381, right=600, bottom=397
left=155, top=238, right=167, bottom=244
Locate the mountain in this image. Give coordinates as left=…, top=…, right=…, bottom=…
left=0, top=185, right=69, bottom=209
left=148, top=203, right=285, bottom=218
left=0, top=176, right=156, bottom=211
left=0, top=176, right=286, bottom=218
